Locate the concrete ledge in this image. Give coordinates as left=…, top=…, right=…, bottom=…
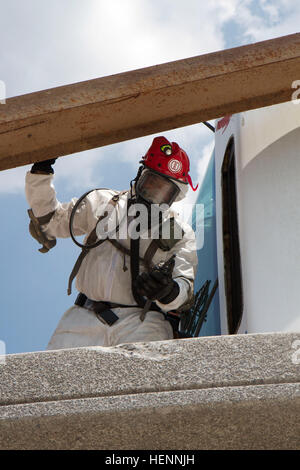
left=0, top=332, right=299, bottom=449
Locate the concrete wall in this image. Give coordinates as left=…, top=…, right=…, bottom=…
left=0, top=332, right=299, bottom=449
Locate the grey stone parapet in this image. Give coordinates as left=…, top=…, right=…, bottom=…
left=0, top=332, right=299, bottom=449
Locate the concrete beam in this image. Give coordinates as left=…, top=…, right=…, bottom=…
left=0, top=332, right=299, bottom=449
left=1, top=33, right=300, bottom=171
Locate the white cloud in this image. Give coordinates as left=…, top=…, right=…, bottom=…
left=82, top=0, right=227, bottom=74
left=224, top=0, right=299, bottom=43
left=1, top=0, right=300, bottom=201
left=0, top=0, right=227, bottom=196
left=0, top=165, right=32, bottom=194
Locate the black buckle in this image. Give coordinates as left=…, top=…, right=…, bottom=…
left=95, top=309, right=119, bottom=326
left=75, top=294, right=119, bottom=326
left=75, top=292, right=88, bottom=307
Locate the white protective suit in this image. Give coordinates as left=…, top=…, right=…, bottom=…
left=25, top=171, right=198, bottom=349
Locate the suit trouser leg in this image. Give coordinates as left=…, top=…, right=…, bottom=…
left=46, top=306, right=174, bottom=350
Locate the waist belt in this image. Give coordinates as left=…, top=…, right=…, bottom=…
left=75, top=292, right=135, bottom=326
left=75, top=292, right=165, bottom=326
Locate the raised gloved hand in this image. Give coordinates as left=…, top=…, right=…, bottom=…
left=31, top=158, right=57, bottom=174
left=135, top=269, right=179, bottom=304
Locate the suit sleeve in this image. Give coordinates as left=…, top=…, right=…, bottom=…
left=25, top=171, right=105, bottom=239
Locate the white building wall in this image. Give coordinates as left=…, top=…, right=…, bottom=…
left=215, top=102, right=300, bottom=334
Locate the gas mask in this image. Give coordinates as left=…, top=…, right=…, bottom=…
left=135, top=169, right=180, bottom=208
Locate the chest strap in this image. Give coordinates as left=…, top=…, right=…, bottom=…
left=67, top=227, right=101, bottom=295
left=108, top=238, right=158, bottom=271
left=67, top=191, right=127, bottom=295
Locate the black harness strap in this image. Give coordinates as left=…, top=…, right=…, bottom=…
left=67, top=190, right=127, bottom=295
left=108, top=238, right=147, bottom=268
left=130, top=237, right=162, bottom=314
left=67, top=228, right=102, bottom=295
left=143, top=239, right=160, bottom=271
left=130, top=237, right=145, bottom=308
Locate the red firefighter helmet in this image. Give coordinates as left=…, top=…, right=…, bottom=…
left=141, top=136, right=198, bottom=191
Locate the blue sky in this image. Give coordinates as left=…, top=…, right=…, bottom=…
left=0, top=0, right=298, bottom=354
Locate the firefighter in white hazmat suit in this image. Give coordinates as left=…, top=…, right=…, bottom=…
left=25, top=136, right=198, bottom=349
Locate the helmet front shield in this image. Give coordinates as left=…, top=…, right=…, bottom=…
left=136, top=170, right=180, bottom=206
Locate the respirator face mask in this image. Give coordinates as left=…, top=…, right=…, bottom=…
left=136, top=170, right=180, bottom=207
